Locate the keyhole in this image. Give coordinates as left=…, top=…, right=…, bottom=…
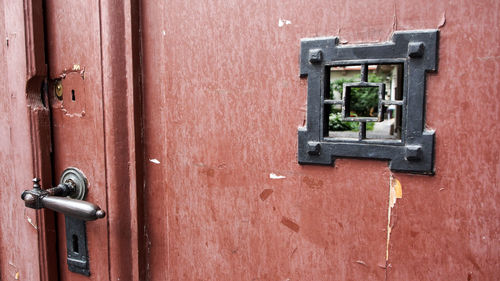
left=71, top=89, right=76, bottom=101
left=72, top=234, right=79, bottom=253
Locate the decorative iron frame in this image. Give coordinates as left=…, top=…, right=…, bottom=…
left=298, top=30, right=439, bottom=174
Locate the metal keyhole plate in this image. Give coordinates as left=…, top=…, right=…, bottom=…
left=60, top=167, right=88, bottom=200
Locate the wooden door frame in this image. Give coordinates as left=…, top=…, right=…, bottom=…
left=23, top=0, right=146, bottom=279
left=97, top=0, right=146, bottom=279
left=23, top=0, right=57, bottom=280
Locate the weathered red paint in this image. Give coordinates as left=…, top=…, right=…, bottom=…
left=44, top=0, right=143, bottom=280
left=0, top=0, right=57, bottom=280
left=140, top=0, right=499, bottom=280
left=0, top=0, right=499, bottom=280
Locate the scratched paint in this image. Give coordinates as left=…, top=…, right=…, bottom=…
left=269, top=173, right=286, bottom=179
left=26, top=215, right=38, bottom=230
left=149, top=159, right=161, bottom=164
left=278, top=18, right=291, bottom=27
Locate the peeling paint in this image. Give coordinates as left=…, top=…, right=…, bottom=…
left=59, top=107, right=86, bottom=118
left=149, top=158, right=160, bottom=164
left=278, top=18, right=291, bottom=27
left=386, top=175, right=402, bottom=261
left=393, top=178, right=402, bottom=201
left=57, top=66, right=85, bottom=80
left=438, top=12, right=446, bottom=28
left=388, top=176, right=402, bottom=209
left=269, top=173, right=285, bottom=179
left=9, top=262, right=19, bottom=279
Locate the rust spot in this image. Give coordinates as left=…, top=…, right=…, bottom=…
left=281, top=217, right=300, bottom=232
left=302, top=176, right=323, bottom=189
left=259, top=189, right=273, bottom=201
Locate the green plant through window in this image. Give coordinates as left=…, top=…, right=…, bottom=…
left=329, top=74, right=383, bottom=131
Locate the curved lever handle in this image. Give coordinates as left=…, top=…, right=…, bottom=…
left=40, top=196, right=105, bottom=221
left=21, top=170, right=106, bottom=221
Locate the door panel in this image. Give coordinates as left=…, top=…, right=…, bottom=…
left=140, top=0, right=499, bottom=280
left=45, top=1, right=109, bottom=280
left=140, top=1, right=391, bottom=280
left=0, top=0, right=53, bottom=280
left=44, top=1, right=143, bottom=280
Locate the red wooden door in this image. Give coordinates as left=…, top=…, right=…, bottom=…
left=45, top=1, right=109, bottom=280
left=138, top=1, right=499, bottom=280
left=0, top=0, right=499, bottom=281
left=43, top=1, right=143, bottom=280
left=1, top=0, right=142, bottom=280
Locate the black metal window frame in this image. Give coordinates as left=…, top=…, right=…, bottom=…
left=298, top=30, right=439, bottom=174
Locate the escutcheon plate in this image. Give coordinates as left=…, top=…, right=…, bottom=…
left=60, top=167, right=88, bottom=200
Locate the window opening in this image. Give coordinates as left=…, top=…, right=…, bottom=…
left=298, top=30, right=439, bottom=174
left=326, top=64, right=403, bottom=141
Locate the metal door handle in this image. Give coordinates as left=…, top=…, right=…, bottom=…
left=21, top=169, right=105, bottom=221
left=41, top=197, right=104, bottom=221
